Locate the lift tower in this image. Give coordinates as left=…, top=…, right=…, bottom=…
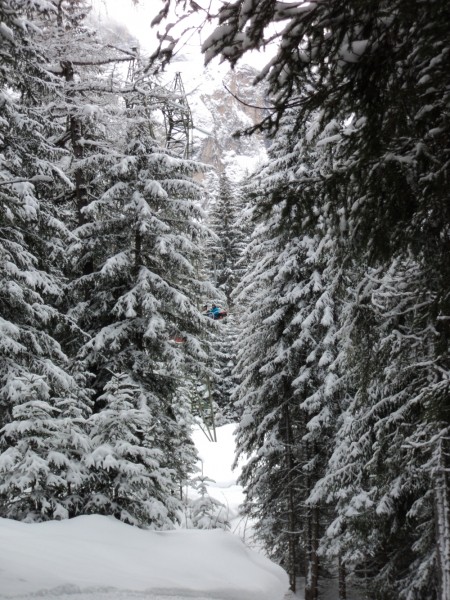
left=163, top=73, right=194, bottom=159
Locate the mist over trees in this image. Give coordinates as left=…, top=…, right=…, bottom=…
left=1, top=1, right=449, bottom=600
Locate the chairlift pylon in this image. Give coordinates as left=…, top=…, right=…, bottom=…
left=163, top=72, right=194, bottom=159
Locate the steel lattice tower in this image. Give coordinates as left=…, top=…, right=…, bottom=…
left=163, top=73, right=194, bottom=159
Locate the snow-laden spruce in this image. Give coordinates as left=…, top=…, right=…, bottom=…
left=0, top=0, right=219, bottom=528
left=231, top=108, right=343, bottom=596
left=0, top=0, right=93, bottom=521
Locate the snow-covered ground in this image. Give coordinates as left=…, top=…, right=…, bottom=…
left=0, top=425, right=289, bottom=600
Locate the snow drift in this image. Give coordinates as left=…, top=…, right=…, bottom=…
left=0, top=514, right=288, bottom=600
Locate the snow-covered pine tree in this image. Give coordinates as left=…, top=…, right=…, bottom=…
left=310, top=255, right=448, bottom=600
left=233, top=188, right=306, bottom=592
left=204, top=170, right=247, bottom=423
left=207, top=171, right=246, bottom=308
left=0, top=1, right=211, bottom=527
left=67, top=65, right=215, bottom=525
left=0, top=0, right=92, bottom=521
left=232, top=107, right=342, bottom=596
left=0, top=375, right=90, bottom=521
left=189, top=474, right=230, bottom=530
left=84, top=373, right=182, bottom=528
left=210, top=313, right=239, bottom=425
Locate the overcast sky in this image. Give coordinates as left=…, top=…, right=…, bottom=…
left=93, top=0, right=212, bottom=61
left=93, top=0, right=160, bottom=50
left=92, top=0, right=273, bottom=70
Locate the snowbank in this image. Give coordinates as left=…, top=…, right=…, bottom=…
left=0, top=514, right=288, bottom=600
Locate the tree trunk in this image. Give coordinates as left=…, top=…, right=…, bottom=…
left=60, top=62, right=87, bottom=222
left=60, top=59, right=92, bottom=275
left=305, top=504, right=320, bottom=600
left=282, top=403, right=297, bottom=592
left=338, top=554, right=347, bottom=600
left=435, top=437, right=450, bottom=600
left=311, top=505, right=320, bottom=599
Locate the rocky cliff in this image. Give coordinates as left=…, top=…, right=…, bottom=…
left=170, top=58, right=268, bottom=179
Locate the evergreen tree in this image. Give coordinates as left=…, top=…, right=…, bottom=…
left=312, top=256, right=446, bottom=600
left=208, top=171, right=245, bottom=308
left=232, top=110, right=341, bottom=596
left=24, top=3, right=207, bottom=526
left=0, top=0, right=93, bottom=521
left=0, top=375, right=90, bottom=522
left=0, top=0, right=210, bottom=528
left=189, top=474, right=230, bottom=530
left=203, top=171, right=248, bottom=423
left=84, top=374, right=181, bottom=528
left=65, top=69, right=214, bottom=523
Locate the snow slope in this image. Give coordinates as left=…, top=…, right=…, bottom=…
left=0, top=425, right=288, bottom=600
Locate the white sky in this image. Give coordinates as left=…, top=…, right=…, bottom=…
left=92, top=0, right=273, bottom=69
left=93, top=0, right=206, bottom=57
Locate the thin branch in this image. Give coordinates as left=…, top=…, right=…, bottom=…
left=106, top=44, right=138, bottom=58
left=223, top=82, right=269, bottom=111
left=0, top=176, right=53, bottom=186
left=70, top=55, right=135, bottom=67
